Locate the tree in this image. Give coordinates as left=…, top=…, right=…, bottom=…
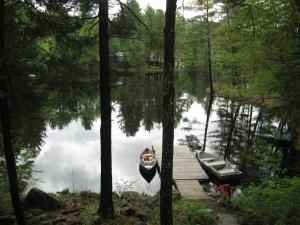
left=110, top=0, right=146, bottom=68
left=203, top=95, right=214, bottom=151
left=205, top=0, right=213, bottom=94
left=0, top=0, right=26, bottom=224
left=224, top=103, right=241, bottom=160
left=160, top=0, right=177, bottom=225
left=143, top=7, right=165, bottom=64
left=98, top=0, right=114, bottom=219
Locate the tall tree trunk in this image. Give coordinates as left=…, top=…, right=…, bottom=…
left=245, top=105, right=253, bottom=150
left=224, top=104, right=240, bottom=160
left=160, top=0, right=177, bottom=225
left=247, top=110, right=262, bottom=151
left=0, top=1, right=26, bottom=224
left=206, top=0, right=213, bottom=95
left=203, top=95, right=213, bottom=151
left=98, top=0, right=114, bottom=219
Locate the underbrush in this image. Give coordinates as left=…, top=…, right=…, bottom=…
left=55, top=190, right=218, bottom=225
left=231, top=177, right=300, bottom=225
left=148, top=199, right=218, bottom=225
left=1, top=188, right=218, bottom=225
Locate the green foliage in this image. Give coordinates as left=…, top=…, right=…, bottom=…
left=44, top=190, right=218, bottom=225
left=81, top=205, right=99, bottom=225
left=232, top=178, right=300, bottom=225
left=173, top=200, right=218, bottom=225
left=211, top=0, right=300, bottom=137
left=148, top=199, right=218, bottom=225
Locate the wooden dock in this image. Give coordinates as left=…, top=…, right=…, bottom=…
left=154, top=145, right=210, bottom=200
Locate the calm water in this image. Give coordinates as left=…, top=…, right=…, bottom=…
left=30, top=96, right=221, bottom=195
left=27, top=72, right=277, bottom=194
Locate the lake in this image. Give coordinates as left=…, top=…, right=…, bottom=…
left=27, top=71, right=281, bottom=194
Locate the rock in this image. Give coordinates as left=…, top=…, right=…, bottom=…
left=0, top=215, right=16, bottom=225
left=52, top=217, right=66, bottom=224
left=23, top=188, right=61, bottom=211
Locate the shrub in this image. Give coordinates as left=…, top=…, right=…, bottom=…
left=232, top=177, right=300, bottom=225
left=173, top=200, right=218, bottom=225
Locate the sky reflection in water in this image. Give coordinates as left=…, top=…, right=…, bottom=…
left=31, top=99, right=218, bottom=195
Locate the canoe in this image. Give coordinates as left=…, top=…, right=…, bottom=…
left=139, top=148, right=158, bottom=183
left=197, top=151, right=242, bottom=182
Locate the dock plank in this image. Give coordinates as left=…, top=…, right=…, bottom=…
left=154, top=145, right=208, bottom=181
left=154, top=145, right=209, bottom=199
left=155, top=145, right=195, bottom=159
left=176, top=180, right=210, bottom=200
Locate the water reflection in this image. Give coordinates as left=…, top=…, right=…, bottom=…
left=15, top=71, right=296, bottom=194
left=31, top=99, right=219, bottom=194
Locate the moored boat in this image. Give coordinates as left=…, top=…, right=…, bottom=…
left=197, top=151, right=242, bottom=182
left=139, top=148, right=158, bottom=183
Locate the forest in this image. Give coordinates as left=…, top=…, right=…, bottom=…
left=0, top=0, right=299, bottom=225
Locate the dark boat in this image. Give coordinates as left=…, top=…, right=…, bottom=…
left=139, top=148, right=158, bottom=183
left=197, top=151, right=242, bottom=182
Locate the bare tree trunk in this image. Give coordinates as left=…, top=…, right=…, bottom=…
left=0, top=1, right=26, bottom=224
left=206, top=0, right=213, bottom=95
left=203, top=95, right=213, bottom=151
left=245, top=105, right=253, bottom=150
left=247, top=110, right=262, bottom=151
left=224, top=104, right=240, bottom=160
left=160, top=0, right=177, bottom=225
left=98, top=0, right=114, bottom=219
